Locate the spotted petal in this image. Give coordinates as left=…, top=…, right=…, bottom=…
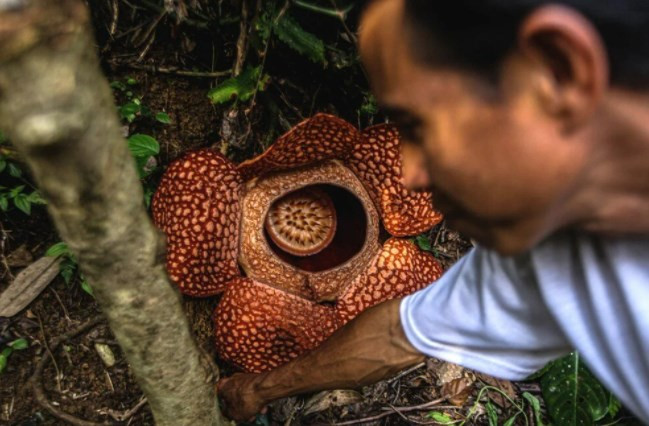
left=347, top=124, right=443, bottom=236
left=214, top=277, right=339, bottom=372
left=336, top=238, right=442, bottom=323
left=152, top=149, right=243, bottom=296
left=237, top=113, right=359, bottom=180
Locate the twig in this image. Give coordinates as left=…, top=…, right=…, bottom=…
left=136, top=31, right=156, bottom=62
left=233, top=0, right=250, bottom=77
left=29, top=317, right=108, bottom=426
left=110, top=61, right=230, bottom=78
left=107, top=396, right=148, bottom=422
left=387, top=361, right=425, bottom=383
left=0, top=221, right=13, bottom=281
left=36, top=313, right=62, bottom=393
left=49, top=287, right=71, bottom=323
left=385, top=398, right=451, bottom=414
left=328, top=0, right=356, bottom=43
left=109, top=0, right=119, bottom=38
left=332, top=397, right=447, bottom=425
left=293, top=0, right=352, bottom=19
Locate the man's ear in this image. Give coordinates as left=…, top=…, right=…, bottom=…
left=518, top=5, right=609, bottom=130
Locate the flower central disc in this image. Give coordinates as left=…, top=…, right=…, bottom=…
left=265, top=188, right=337, bottom=257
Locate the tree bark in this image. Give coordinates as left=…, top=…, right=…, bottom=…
left=0, top=1, right=228, bottom=424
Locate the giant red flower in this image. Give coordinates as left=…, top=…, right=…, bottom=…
left=152, top=114, right=443, bottom=372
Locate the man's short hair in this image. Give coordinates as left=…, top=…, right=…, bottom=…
left=404, top=0, right=649, bottom=88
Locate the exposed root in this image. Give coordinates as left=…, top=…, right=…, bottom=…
left=28, top=316, right=113, bottom=426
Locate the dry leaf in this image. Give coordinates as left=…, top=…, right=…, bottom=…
left=6, top=244, right=33, bottom=267
left=441, top=377, right=474, bottom=406
left=429, top=360, right=465, bottom=386
left=0, top=256, right=61, bottom=317
left=303, top=389, right=363, bottom=415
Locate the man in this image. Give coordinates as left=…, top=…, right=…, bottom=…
left=219, top=0, right=649, bottom=421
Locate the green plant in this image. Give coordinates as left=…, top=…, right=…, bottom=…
left=0, top=131, right=46, bottom=215
left=46, top=242, right=93, bottom=296
left=208, top=66, right=270, bottom=105
left=111, top=76, right=172, bottom=124
left=0, top=338, right=29, bottom=374
left=538, top=352, right=621, bottom=425
left=110, top=77, right=166, bottom=207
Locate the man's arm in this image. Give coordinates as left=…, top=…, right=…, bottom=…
left=218, top=298, right=423, bottom=421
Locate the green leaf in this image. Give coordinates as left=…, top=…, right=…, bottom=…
left=127, top=134, right=160, bottom=158
left=360, top=94, right=378, bottom=116
left=207, top=66, right=268, bottom=104
left=9, top=185, right=24, bottom=198
left=0, top=158, right=6, bottom=173
left=502, top=414, right=518, bottom=426
left=81, top=279, right=94, bottom=297
left=110, top=81, right=126, bottom=91
left=60, top=259, right=77, bottom=285
left=0, top=353, right=8, bottom=374
left=13, top=193, right=31, bottom=215
left=9, top=338, right=29, bottom=350
left=522, top=392, right=545, bottom=426
left=540, top=352, right=610, bottom=425
left=608, top=394, right=621, bottom=418
left=7, top=162, right=22, bottom=178
left=155, top=112, right=171, bottom=124
left=46, top=242, right=70, bottom=258
left=486, top=400, right=498, bottom=426
left=28, top=191, right=46, bottom=205
left=126, top=76, right=137, bottom=86
left=426, top=411, right=453, bottom=424
left=415, top=234, right=432, bottom=251
left=119, top=101, right=141, bottom=122
left=273, top=13, right=326, bottom=64
left=0, top=196, right=8, bottom=211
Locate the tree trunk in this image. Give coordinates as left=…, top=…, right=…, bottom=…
left=0, top=1, right=228, bottom=424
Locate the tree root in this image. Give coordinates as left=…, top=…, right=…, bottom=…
left=28, top=316, right=115, bottom=426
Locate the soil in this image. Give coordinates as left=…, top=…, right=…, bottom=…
left=1, top=3, right=542, bottom=425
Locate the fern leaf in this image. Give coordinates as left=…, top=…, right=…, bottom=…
left=207, top=66, right=268, bottom=105
left=273, top=13, right=326, bottom=65
left=540, top=352, right=610, bottom=425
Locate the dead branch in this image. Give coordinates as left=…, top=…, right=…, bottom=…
left=0, top=1, right=229, bottom=424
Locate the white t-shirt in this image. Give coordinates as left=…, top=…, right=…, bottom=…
left=400, top=232, right=649, bottom=421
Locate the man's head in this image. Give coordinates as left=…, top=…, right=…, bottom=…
left=359, top=0, right=649, bottom=254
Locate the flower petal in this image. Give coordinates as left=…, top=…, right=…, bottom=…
left=237, top=113, right=359, bottom=180
left=347, top=124, right=443, bottom=236
left=152, top=149, right=243, bottom=296
left=336, top=238, right=442, bottom=323
left=214, top=277, right=339, bottom=372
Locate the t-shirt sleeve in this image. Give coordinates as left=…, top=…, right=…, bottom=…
left=400, top=247, right=571, bottom=380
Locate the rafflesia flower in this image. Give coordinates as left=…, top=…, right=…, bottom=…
left=152, top=114, right=443, bottom=373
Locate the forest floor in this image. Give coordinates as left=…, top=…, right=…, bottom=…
left=0, top=2, right=547, bottom=425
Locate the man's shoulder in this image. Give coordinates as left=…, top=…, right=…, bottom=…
left=523, top=231, right=649, bottom=282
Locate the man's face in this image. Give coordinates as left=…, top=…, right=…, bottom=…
left=359, top=0, right=589, bottom=254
